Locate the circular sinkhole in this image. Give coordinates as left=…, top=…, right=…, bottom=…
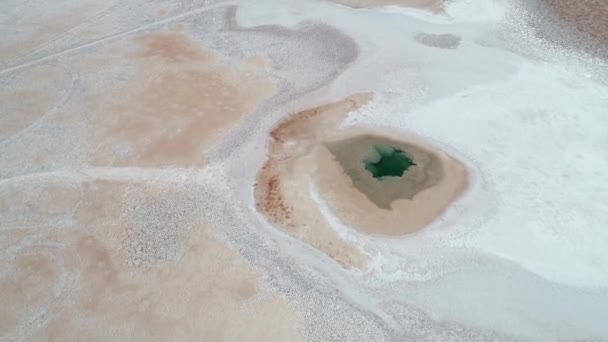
left=363, top=144, right=416, bottom=180
left=325, top=135, right=443, bottom=209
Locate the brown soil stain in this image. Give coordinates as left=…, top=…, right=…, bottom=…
left=0, top=182, right=82, bottom=228
left=256, top=161, right=295, bottom=228
left=0, top=250, right=62, bottom=339
left=539, top=0, right=608, bottom=42
left=91, top=30, right=276, bottom=167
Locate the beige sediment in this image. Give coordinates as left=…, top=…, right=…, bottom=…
left=0, top=25, right=299, bottom=340
left=92, top=31, right=276, bottom=167
left=0, top=5, right=96, bottom=64
left=532, top=0, right=608, bottom=58
left=326, top=135, right=445, bottom=209
left=0, top=65, right=69, bottom=140
left=256, top=95, right=373, bottom=269
left=0, top=181, right=303, bottom=341
left=255, top=94, right=468, bottom=267
left=413, top=32, right=462, bottom=49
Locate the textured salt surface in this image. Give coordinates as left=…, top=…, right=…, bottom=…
left=2, top=0, right=608, bottom=341
left=414, top=32, right=462, bottom=49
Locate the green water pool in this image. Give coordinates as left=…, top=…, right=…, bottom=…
left=363, top=144, right=416, bottom=179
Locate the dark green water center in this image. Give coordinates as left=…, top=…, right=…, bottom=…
left=364, top=144, right=416, bottom=179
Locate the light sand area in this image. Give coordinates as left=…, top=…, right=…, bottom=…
left=330, top=0, right=444, bottom=12
left=95, top=30, right=275, bottom=167
left=413, top=32, right=461, bottom=49
left=255, top=94, right=468, bottom=268
left=0, top=180, right=302, bottom=341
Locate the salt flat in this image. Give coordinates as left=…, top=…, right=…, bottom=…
left=1, top=0, right=608, bottom=341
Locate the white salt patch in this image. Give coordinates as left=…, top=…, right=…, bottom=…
left=371, top=0, right=509, bottom=23
left=445, top=0, right=510, bottom=22
left=347, top=60, right=608, bottom=288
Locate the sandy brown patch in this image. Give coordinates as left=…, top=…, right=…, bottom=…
left=532, top=0, right=608, bottom=57
left=330, top=0, right=444, bottom=12
left=255, top=94, right=468, bottom=259
left=326, top=135, right=444, bottom=209
left=0, top=180, right=302, bottom=341
left=241, top=55, right=274, bottom=75
left=90, top=30, right=275, bottom=167
left=539, top=0, right=608, bottom=42
left=256, top=154, right=369, bottom=269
